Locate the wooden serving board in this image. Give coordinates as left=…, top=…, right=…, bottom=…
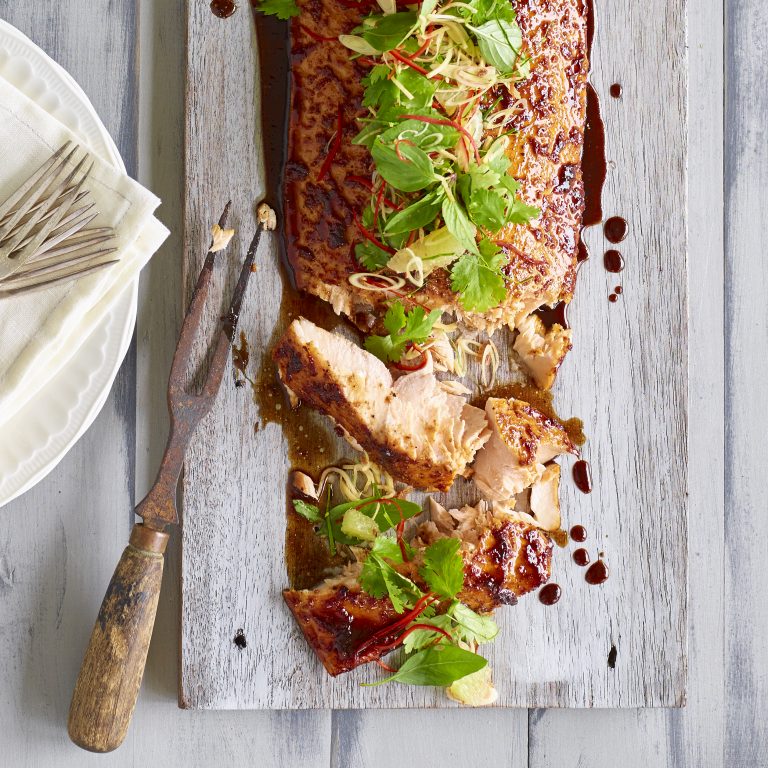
left=179, top=0, right=687, bottom=708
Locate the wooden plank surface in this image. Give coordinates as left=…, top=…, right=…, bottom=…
left=180, top=0, right=687, bottom=709
left=1, top=0, right=746, bottom=762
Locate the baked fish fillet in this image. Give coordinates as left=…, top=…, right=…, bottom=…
left=285, top=0, right=589, bottom=334
left=273, top=317, right=490, bottom=491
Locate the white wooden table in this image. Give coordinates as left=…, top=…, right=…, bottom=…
left=0, top=0, right=750, bottom=764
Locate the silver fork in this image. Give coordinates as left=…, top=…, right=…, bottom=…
left=0, top=142, right=118, bottom=298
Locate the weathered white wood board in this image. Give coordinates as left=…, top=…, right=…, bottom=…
left=180, top=0, right=687, bottom=708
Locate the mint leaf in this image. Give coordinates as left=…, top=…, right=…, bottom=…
left=360, top=11, right=417, bottom=52
left=292, top=499, right=322, bottom=523
left=471, top=19, right=523, bottom=74
left=442, top=197, right=478, bottom=254
left=402, top=614, right=454, bottom=653
left=420, top=537, right=465, bottom=599
left=450, top=602, right=499, bottom=644
left=365, top=302, right=441, bottom=362
left=372, top=139, right=435, bottom=193
left=450, top=239, right=507, bottom=312
left=366, top=645, right=487, bottom=687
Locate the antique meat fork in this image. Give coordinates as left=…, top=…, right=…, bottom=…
left=67, top=202, right=271, bottom=753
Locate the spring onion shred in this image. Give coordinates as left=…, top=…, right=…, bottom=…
left=318, top=454, right=396, bottom=502
left=480, top=338, right=500, bottom=390
left=349, top=273, right=407, bottom=292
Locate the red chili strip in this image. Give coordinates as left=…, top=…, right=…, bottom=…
left=375, top=658, right=397, bottom=673
left=353, top=593, right=437, bottom=659
left=393, top=352, right=428, bottom=373
left=345, top=176, right=403, bottom=212
left=389, top=49, right=430, bottom=76
left=352, top=211, right=396, bottom=254
left=299, top=24, right=338, bottom=43
left=400, top=622, right=453, bottom=643
left=317, top=106, right=344, bottom=182
left=398, top=112, right=481, bottom=164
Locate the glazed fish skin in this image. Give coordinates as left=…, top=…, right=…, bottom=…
left=284, top=0, right=588, bottom=333
left=284, top=505, right=552, bottom=674
left=273, top=318, right=489, bottom=491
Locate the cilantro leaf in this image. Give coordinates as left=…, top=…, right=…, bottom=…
left=450, top=239, right=508, bottom=312
left=355, top=240, right=391, bottom=270
left=365, top=645, right=487, bottom=687
left=468, top=188, right=507, bottom=232
left=505, top=196, right=540, bottom=224
left=359, top=536, right=422, bottom=612
left=365, top=303, right=442, bottom=363
left=292, top=499, right=323, bottom=523
left=252, top=0, right=300, bottom=20
left=420, top=537, right=465, bottom=599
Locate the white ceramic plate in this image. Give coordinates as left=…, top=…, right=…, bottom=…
left=0, top=20, right=138, bottom=507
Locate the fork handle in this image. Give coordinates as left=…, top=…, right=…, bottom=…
left=68, top=524, right=169, bottom=753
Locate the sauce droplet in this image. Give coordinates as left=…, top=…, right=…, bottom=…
left=539, top=583, right=562, bottom=605
left=604, top=216, right=628, bottom=243
left=572, top=460, right=593, bottom=493
left=585, top=559, right=609, bottom=585
left=614, top=285, right=623, bottom=294
left=577, top=240, right=590, bottom=263
left=609, top=83, right=622, bottom=98
left=570, top=524, right=587, bottom=542
left=603, top=249, right=624, bottom=272
left=573, top=548, right=591, bottom=566
left=210, top=0, right=237, bottom=17
left=609, top=293, right=618, bottom=303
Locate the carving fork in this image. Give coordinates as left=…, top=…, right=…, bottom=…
left=67, top=203, right=268, bottom=752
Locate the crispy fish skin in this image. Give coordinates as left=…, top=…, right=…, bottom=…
left=284, top=0, right=589, bottom=332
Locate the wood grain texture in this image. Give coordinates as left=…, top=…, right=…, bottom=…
left=724, top=0, right=768, bottom=764
left=180, top=0, right=687, bottom=709
left=68, top=528, right=168, bottom=753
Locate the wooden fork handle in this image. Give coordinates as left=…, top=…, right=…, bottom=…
left=68, top=524, right=169, bottom=753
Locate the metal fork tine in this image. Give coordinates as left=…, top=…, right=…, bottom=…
left=23, top=207, right=99, bottom=258
left=10, top=202, right=97, bottom=253
left=0, top=157, right=93, bottom=276
left=0, top=145, right=80, bottom=243
left=0, top=142, right=72, bottom=223
left=23, top=228, right=114, bottom=263
left=0, top=185, right=88, bottom=230
left=9, top=246, right=118, bottom=280
left=0, top=259, right=119, bottom=298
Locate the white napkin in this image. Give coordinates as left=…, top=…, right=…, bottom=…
left=0, top=75, right=169, bottom=428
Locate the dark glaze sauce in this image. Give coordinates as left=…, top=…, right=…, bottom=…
left=604, top=249, right=624, bottom=272
left=604, top=216, right=628, bottom=243
left=609, top=83, right=622, bottom=98
left=608, top=293, right=619, bottom=303
left=581, top=83, right=606, bottom=227
left=570, top=524, right=587, bottom=542
left=211, top=0, right=237, bottom=17
left=478, top=383, right=586, bottom=447
left=539, top=583, right=562, bottom=605
left=585, top=559, right=609, bottom=585
left=572, top=459, right=592, bottom=493
left=573, top=548, right=590, bottom=566
left=534, top=301, right=569, bottom=330
left=614, top=285, right=623, bottom=294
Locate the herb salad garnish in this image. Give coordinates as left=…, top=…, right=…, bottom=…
left=341, top=0, right=539, bottom=312
left=252, top=0, right=539, bottom=313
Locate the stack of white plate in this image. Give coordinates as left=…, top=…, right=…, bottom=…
left=0, top=19, right=138, bottom=507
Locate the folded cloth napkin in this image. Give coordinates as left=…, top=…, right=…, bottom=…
left=0, top=75, right=169, bottom=428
